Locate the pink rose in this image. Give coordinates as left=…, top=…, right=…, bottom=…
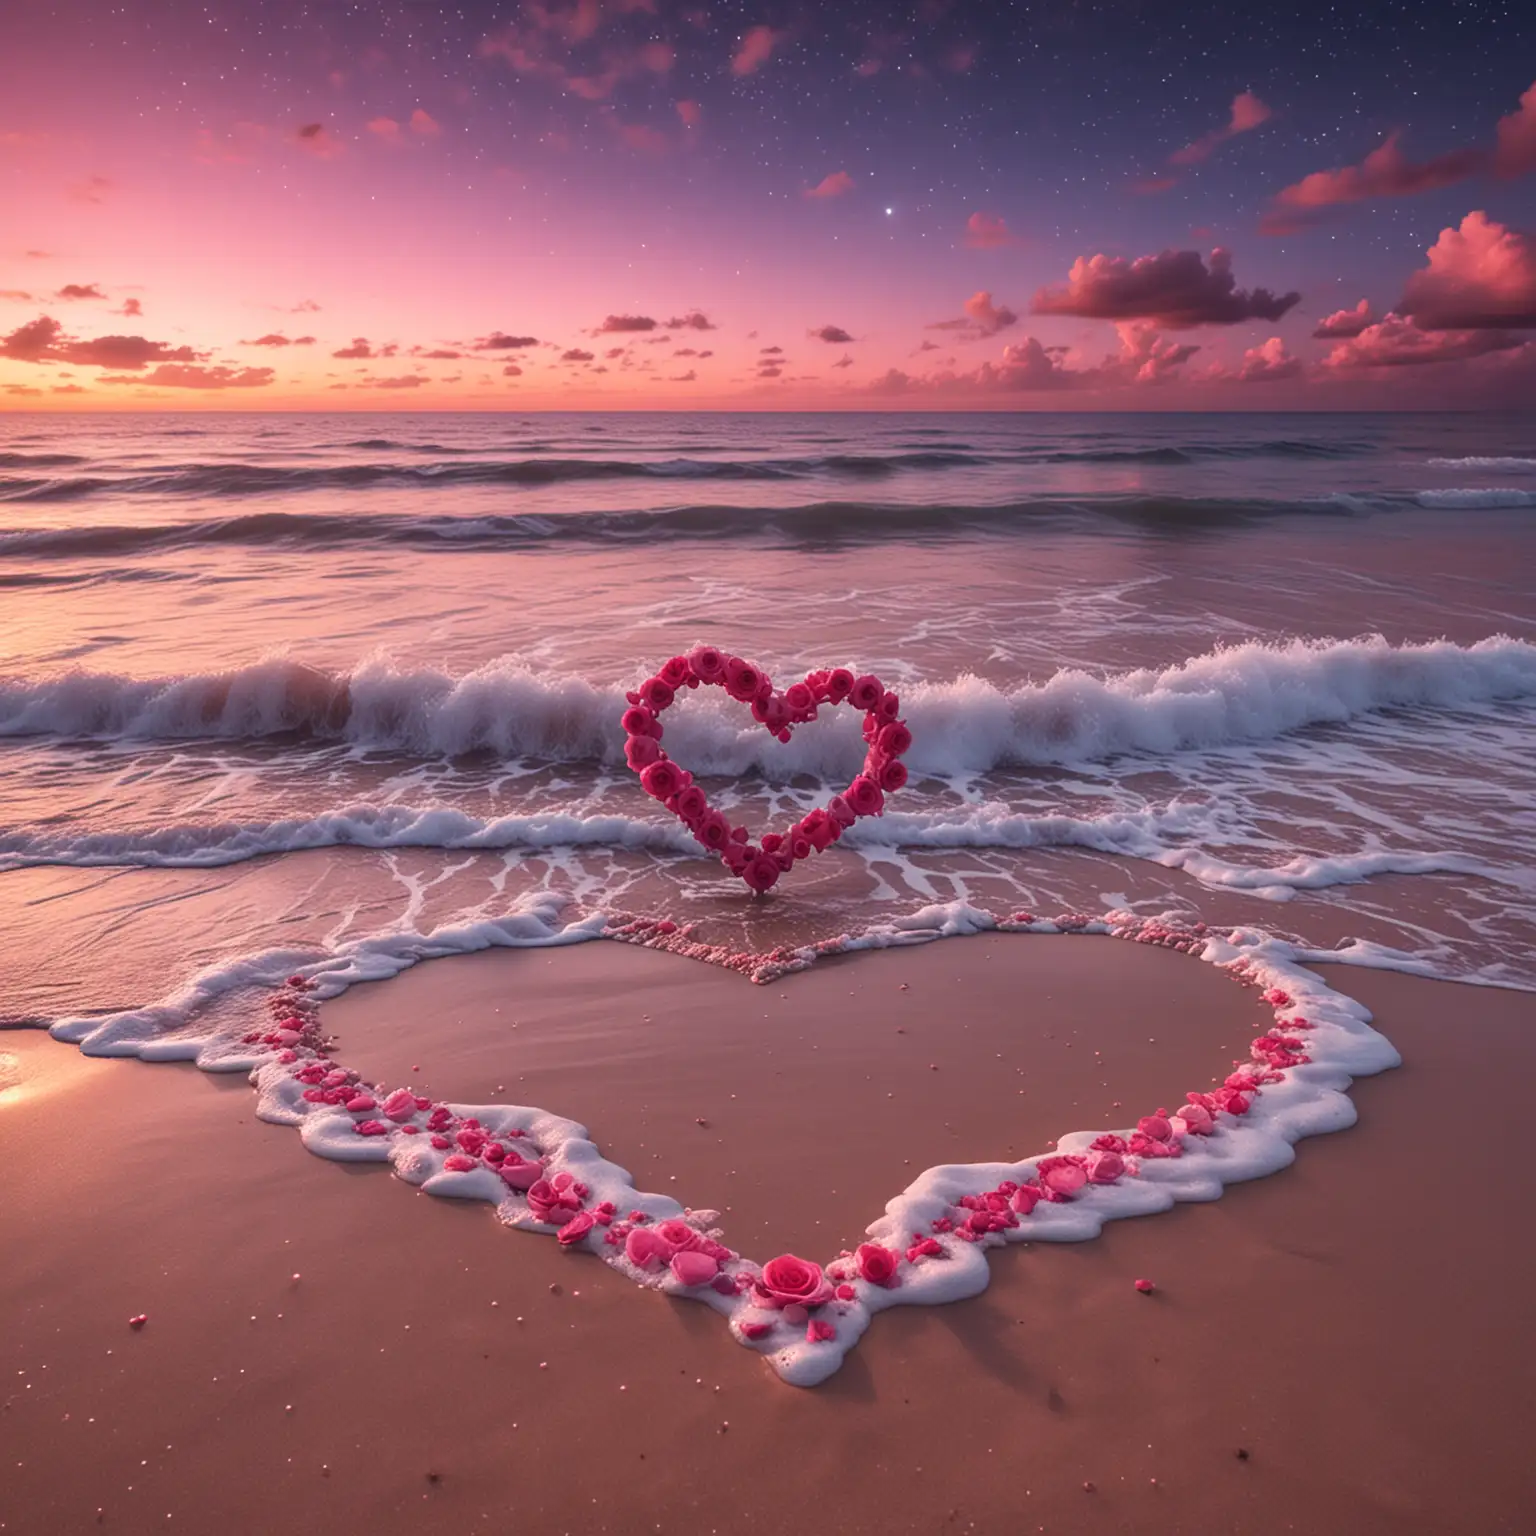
left=655, top=1219, right=702, bottom=1252
left=756, top=1254, right=832, bottom=1308
left=742, top=856, right=780, bottom=893
left=849, top=674, right=884, bottom=712
left=638, top=677, right=674, bottom=711
left=724, top=657, right=762, bottom=701
left=498, top=1155, right=541, bottom=1191
left=1175, top=1102, right=1215, bottom=1135
left=675, top=784, right=708, bottom=824
left=658, top=656, right=692, bottom=688
left=789, top=834, right=812, bottom=861
left=625, top=735, right=661, bottom=770
left=826, top=668, right=855, bottom=701
left=1036, top=1156, right=1088, bottom=1201
left=845, top=775, right=884, bottom=817
left=689, top=645, right=726, bottom=682
left=855, top=1243, right=899, bottom=1287
left=620, top=706, right=657, bottom=737
left=878, top=759, right=908, bottom=793
left=558, top=1212, right=596, bottom=1246
left=877, top=691, right=901, bottom=723
left=696, top=811, right=732, bottom=850
left=639, top=759, right=685, bottom=800
left=1010, top=1182, right=1041, bottom=1215
left=798, top=808, right=835, bottom=851
left=669, top=1250, right=719, bottom=1287
left=784, top=682, right=814, bottom=714
left=382, top=1088, right=417, bottom=1122
left=1137, top=1112, right=1173, bottom=1142
left=877, top=721, right=912, bottom=757
left=1085, top=1150, right=1125, bottom=1184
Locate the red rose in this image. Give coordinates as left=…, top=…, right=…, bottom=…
left=855, top=1243, right=899, bottom=1287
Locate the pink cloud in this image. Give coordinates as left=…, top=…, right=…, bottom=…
left=1129, top=175, right=1178, bottom=195
left=0, top=290, right=32, bottom=302
left=0, top=315, right=202, bottom=370
left=732, top=25, right=781, bottom=76
left=101, top=364, right=275, bottom=389
left=1495, top=82, right=1536, bottom=176
left=119, top=298, right=143, bottom=318
left=241, top=332, right=315, bottom=347
left=668, top=368, right=697, bottom=382
left=561, top=347, right=595, bottom=361
left=55, top=283, right=105, bottom=301
left=1235, top=337, right=1304, bottom=382
left=596, top=314, right=656, bottom=333
left=1320, top=313, right=1524, bottom=369
left=296, top=123, right=345, bottom=158
left=617, top=123, right=668, bottom=153
left=503, top=363, right=523, bottom=376
left=332, top=337, right=375, bottom=358
left=1263, top=133, right=1485, bottom=233
left=475, top=331, right=538, bottom=350
left=410, top=109, right=441, bottom=138
left=1031, top=247, right=1299, bottom=327
left=1312, top=300, right=1375, bottom=339
left=962, top=291, right=1017, bottom=335
left=1171, top=91, right=1273, bottom=166
left=805, top=170, right=853, bottom=199
left=963, top=212, right=1019, bottom=249
left=1107, top=321, right=1200, bottom=384
left=676, top=99, right=701, bottom=127
left=367, top=117, right=402, bottom=143
left=369, top=375, right=431, bottom=389
left=811, top=324, right=853, bottom=344
left=665, top=311, right=715, bottom=331
left=1399, top=211, right=1536, bottom=329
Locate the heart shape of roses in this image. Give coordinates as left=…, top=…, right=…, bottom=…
left=621, top=648, right=913, bottom=892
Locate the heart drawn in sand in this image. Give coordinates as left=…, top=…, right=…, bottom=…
left=620, top=647, right=912, bottom=892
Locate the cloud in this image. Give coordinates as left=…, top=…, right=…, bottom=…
left=963, top=211, right=1019, bottom=249
left=1235, top=337, right=1304, bottom=382
left=1398, top=211, right=1536, bottom=329
left=1171, top=91, right=1272, bottom=166
left=1263, top=133, right=1486, bottom=233
left=369, top=374, right=431, bottom=389
left=759, top=344, right=783, bottom=354
left=667, top=368, right=697, bottom=382
left=119, top=298, right=142, bottom=317
left=296, top=123, right=345, bottom=158
left=1031, top=248, right=1299, bottom=327
left=676, top=99, right=701, bottom=127
left=1320, top=313, right=1524, bottom=369
left=1106, top=321, right=1200, bottom=384
left=503, top=363, right=523, bottom=376
left=673, top=347, right=712, bottom=357
left=757, top=364, right=784, bottom=378
left=0, top=290, right=31, bottom=301
left=287, top=299, right=323, bottom=314
left=596, top=314, right=657, bottom=333
left=410, top=109, right=441, bottom=138
left=1495, top=82, right=1536, bottom=177
left=0, top=315, right=202, bottom=370
left=478, top=8, right=673, bottom=103
left=474, top=331, right=538, bottom=350
left=832, top=354, right=855, bottom=369
left=923, top=289, right=1019, bottom=339
left=732, top=25, right=781, bottom=76
left=561, top=347, right=595, bottom=361
left=1312, top=300, right=1375, bottom=339
left=665, top=310, right=715, bottom=330
left=367, top=117, right=403, bottom=143
left=810, top=324, right=853, bottom=344
left=69, top=176, right=112, bottom=204
left=417, top=348, right=462, bottom=360
left=617, top=123, right=668, bottom=152
left=4, top=384, right=43, bottom=397
left=1129, top=175, right=1178, bottom=195
left=243, top=332, right=315, bottom=347
left=101, top=364, right=275, bottom=389
left=52, top=383, right=86, bottom=394
left=55, top=283, right=105, bottom=301
left=332, top=337, right=375, bottom=358
left=805, top=170, right=854, bottom=199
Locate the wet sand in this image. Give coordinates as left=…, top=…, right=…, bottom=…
left=3, top=937, right=1533, bottom=1534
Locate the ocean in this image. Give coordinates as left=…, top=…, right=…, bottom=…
left=2, top=409, right=1534, bottom=1041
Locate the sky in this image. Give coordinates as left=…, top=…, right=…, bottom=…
left=3, top=0, right=1536, bottom=410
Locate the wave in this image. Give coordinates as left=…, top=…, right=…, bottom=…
left=1425, top=457, right=1536, bottom=470
left=0, top=451, right=89, bottom=468
left=0, top=494, right=1398, bottom=560
left=1414, top=488, right=1536, bottom=509
left=2, top=635, right=1532, bottom=770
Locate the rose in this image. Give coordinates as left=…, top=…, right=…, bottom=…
left=789, top=834, right=812, bottom=861
left=638, top=677, right=674, bottom=711
left=877, top=721, right=912, bottom=757
left=723, top=657, right=762, bottom=701
left=625, top=734, right=661, bottom=770
left=696, top=811, right=732, bottom=851
left=826, top=794, right=856, bottom=828
left=845, top=775, right=884, bottom=817
left=1175, top=1102, right=1214, bottom=1135
left=742, top=855, right=780, bottom=893
left=762, top=695, right=790, bottom=732
left=625, top=1227, right=671, bottom=1268
left=855, top=1243, right=899, bottom=1287
left=849, top=674, right=883, bottom=712
left=722, top=842, right=751, bottom=875
left=382, top=1088, right=417, bottom=1122
left=1136, top=1112, right=1173, bottom=1142
left=669, top=1251, right=719, bottom=1288
left=878, top=760, right=908, bottom=793
left=1036, top=1157, right=1088, bottom=1200
left=639, top=759, right=685, bottom=801
left=620, top=706, right=658, bottom=737
left=1085, top=1150, right=1125, bottom=1184
left=675, top=785, right=708, bottom=824
left=655, top=1219, right=703, bottom=1252
left=799, top=808, right=835, bottom=851
left=689, top=644, right=726, bottom=681
left=756, top=1254, right=832, bottom=1308
left=658, top=656, right=692, bottom=688
left=877, top=691, right=901, bottom=723
left=826, top=668, right=855, bottom=701
left=557, top=1211, right=596, bottom=1246
left=784, top=681, right=814, bottom=714
left=1010, top=1182, right=1041, bottom=1215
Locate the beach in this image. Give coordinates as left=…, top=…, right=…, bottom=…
left=5, top=935, right=1533, bottom=1535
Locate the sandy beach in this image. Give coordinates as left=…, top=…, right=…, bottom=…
left=5, top=935, right=1533, bottom=1535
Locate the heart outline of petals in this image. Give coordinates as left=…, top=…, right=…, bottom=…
left=621, top=648, right=913, bottom=892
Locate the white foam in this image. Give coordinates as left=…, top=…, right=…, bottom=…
left=3, top=634, right=1533, bottom=775
left=1425, top=457, right=1536, bottom=470
left=1414, top=488, right=1536, bottom=509
left=40, top=901, right=1400, bottom=1387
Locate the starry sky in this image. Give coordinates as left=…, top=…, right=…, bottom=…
left=3, top=0, right=1535, bottom=409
